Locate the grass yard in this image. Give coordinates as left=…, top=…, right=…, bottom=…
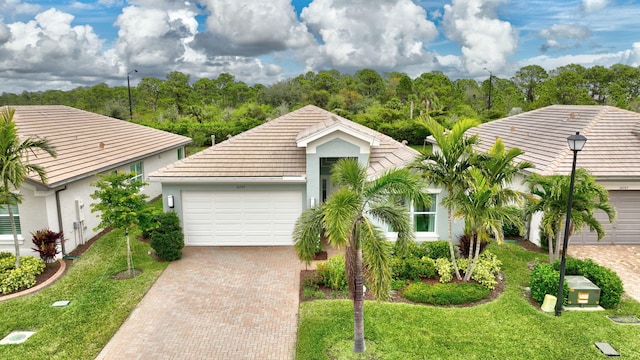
left=0, top=227, right=168, bottom=359
left=297, top=243, right=640, bottom=359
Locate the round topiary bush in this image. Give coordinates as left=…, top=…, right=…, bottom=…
left=150, top=212, right=185, bottom=261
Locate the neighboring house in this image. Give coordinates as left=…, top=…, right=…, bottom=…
left=467, top=105, right=640, bottom=246
left=149, top=105, right=453, bottom=246
left=0, top=105, right=191, bottom=256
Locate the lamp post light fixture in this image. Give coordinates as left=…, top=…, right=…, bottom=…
left=127, top=69, right=138, bottom=120
left=555, top=131, right=587, bottom=316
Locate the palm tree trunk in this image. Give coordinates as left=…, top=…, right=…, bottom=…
left=353, top=247, right=365, bottom=353
left=466, top=232, right=483, bottom=282
left=447, top=208, right=462, bottom=280
left=8, top=205, right=20, bottom=268
left=464, top=232, right=477, bottom=281
left=548, top=234, right=554, bottom=263
left=554, top=227, right=562, bottom=263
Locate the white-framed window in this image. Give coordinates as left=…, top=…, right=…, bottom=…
left=411, top=194, right=437, bottom=233
left=130, top=161, right=143, bottom=183
left=0, top=204, right=21, bottom=238
left=387, top=193, right=438, bottom=234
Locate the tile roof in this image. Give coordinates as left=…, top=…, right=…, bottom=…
left=467, top=105, right=640, bottom=178
left=4, top=105, right=191, bottom=188
left=150, top=105, right=419, bottom=181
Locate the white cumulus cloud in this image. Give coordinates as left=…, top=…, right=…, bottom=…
left=442, top=0, right=518, bottom=75
left=300, top=0, right=438, bottom=71
left=582, top=0, right=609, bottom=13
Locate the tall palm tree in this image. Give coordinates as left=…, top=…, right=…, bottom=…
left=0, top=107, right=57, bottom=267
left=526, top=168, right=616, bottom=262
left=293, top=159, right=429, bottom=353
left=410, top=117, right=480, bottom=280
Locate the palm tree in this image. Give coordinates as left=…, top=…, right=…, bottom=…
left=0, top=107, right=57, bottom=267
left=410, top=117, right=480, bottom=280
left=526, top=168, right=616, bottom=262
left=293, top=159, right=429, bottom=353
left=451, top=168, right=524, bottom=280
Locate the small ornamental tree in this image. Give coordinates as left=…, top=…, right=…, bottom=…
left=90, top=171, right=148, bottom=278
left=150, top=211, right=184, bottom=261
left=31, top=229, right=64, bottom=263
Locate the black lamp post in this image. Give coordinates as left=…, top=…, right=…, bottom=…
left=555, top=131, right=587, bottom=316
left=127, top=69, right=138, bottom=120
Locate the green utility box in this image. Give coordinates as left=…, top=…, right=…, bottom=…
left=566, top=276, right=601, bottom=307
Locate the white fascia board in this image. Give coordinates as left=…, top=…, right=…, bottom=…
left=148, top=176, right=307, bottom=184
left=297, top=124, right=380, bottom=148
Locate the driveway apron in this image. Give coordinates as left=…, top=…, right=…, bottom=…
left=96, top=247, right=302, bottom=360
left=568, top=245, right=640, bottom=302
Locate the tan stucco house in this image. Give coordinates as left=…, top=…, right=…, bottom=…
left=150, top=105, right=454, bottom=246
left=0, top=105, right=191, bottom=256
left=468, top=105, right=640, bottom=246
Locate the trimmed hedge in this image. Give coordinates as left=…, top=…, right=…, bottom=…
left=149, top=212, right=185, bottom=261
left=530, top=263, right=567, bottom=304
left=552, top=258, right=624, bottom=309
left=391, top=256, right=437, bottom=282
left=403, top=282, right=491, bottom=305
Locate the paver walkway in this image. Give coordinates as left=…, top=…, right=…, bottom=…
left=96, top=247, right=302, bottom=360
left=568, top=245, right=640, bottom=302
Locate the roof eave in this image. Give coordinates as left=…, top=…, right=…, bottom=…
left=148, top=176, right=307, bottom=184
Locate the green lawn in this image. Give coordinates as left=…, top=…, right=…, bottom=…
left=297, top=243, right=640, bottom=359
left=0, top=227, right=168, bottom=360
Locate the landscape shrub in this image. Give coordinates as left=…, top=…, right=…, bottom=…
left=302, top=271, right=323, bottom=290
left=0, top=255, right=45, bottom=294
left=502, top=206, right=524, bottom=238
left=31, top=228, right=64, bottom=263
left=457, top=234, right=489, bottom=258
left=552, top=258, right=624, bottom=309
left=403, top=282, right=491, bottom=305
left=530, top=263, right=568, bottom=304
left=138, top=208, right=163, bottom=240
left=435, top=258, right=453, bottom=283
left=149, top=212, right=185, bottom=261
left=456, top=252, right=502, bottom=289
left=392, top=257, right=437, bottom=281
left=422, top=241, right=451, bottom=260
left=0, top=252, right=14, bottom=272
left=316, top=255, right=347, bottom=291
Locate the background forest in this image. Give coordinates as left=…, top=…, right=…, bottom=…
left=2, top=63, right=639, bottom=147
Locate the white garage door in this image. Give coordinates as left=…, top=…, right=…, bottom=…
left=572, top=190, right=640, bottom=245
left=182, top=190, right=302, bottom=246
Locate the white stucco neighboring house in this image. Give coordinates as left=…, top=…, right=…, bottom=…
left=467, top=105, right=640, bottom=246
left=0, top=105, right=191, bottom=257
left=149, top=105, right=458, bottom=246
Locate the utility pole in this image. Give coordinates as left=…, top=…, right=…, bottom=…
left=484, top=68, right=493, bottom=110
left=127, top=69, right=138, bottom=120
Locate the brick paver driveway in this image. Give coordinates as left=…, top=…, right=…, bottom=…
left=568, top=245, right=640, bottom=302
left=96, top=247, right=302, bottom=360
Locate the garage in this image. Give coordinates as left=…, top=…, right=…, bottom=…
left=573, top=190, right=640, bottom=245
left=182, top=190, right=303, bottom=246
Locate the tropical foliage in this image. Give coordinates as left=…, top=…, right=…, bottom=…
left=0, top=107, right=57, bottom=267
left=525, top=168, right=616, bottom=262
left=292, top=158, right=429, bottom=353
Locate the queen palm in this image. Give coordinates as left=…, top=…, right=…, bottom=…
left=526, top=168, right=616, bottom=262
left=293, top=158, right=428, bottom=353
left=410, top=117, right=480, bottom=280
left=0, top=107, right=57, bottom=267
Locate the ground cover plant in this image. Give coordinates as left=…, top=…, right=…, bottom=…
left=297, top=242, right=640, bottom=359
left=0, top=226, right=168, bottom=359
left=0, top=253, right=45, bottom=294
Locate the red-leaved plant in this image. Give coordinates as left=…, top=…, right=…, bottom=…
left=31, top=229, right=64, bottom=263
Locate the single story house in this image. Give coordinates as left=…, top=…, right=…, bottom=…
left=467, top=105, right=640, bottom=245
left=149, top=105, right=455, bottom=246
left=0, top=105, right=191, bottom=256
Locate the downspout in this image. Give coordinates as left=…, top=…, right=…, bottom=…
left=55, top=186, right=67, bottom=255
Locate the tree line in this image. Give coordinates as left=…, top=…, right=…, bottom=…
left=2, top=63, right=640, bottom=146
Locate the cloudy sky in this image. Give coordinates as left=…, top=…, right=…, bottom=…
left=1, top=0, right=639, bottom=93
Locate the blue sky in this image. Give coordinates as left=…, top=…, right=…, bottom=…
left=0, top=0, right=639, bottom=93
